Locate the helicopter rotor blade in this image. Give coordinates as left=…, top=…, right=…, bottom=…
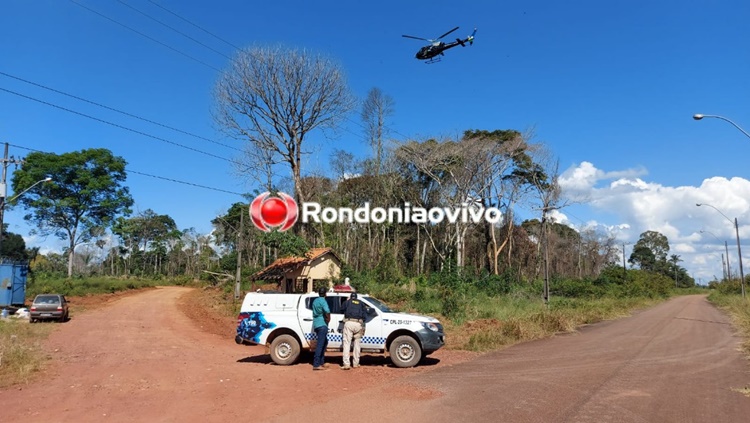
left=402, top=34, right=430, bottom=41
left=437, top=26, right=459, bottom=40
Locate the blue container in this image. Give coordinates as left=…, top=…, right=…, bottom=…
left=0, top=261, right=28, bottom=308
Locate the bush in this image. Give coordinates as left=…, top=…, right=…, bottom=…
left=552, top=277, right=606, bottom=298
left=474, top=272, right=513, bottom=296
left=710, top=279, right=743, bottom=295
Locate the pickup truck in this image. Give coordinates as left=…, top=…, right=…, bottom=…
left=235, top=290, right=445, bottom=368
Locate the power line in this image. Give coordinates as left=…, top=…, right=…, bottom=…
left=5, top=143, right=245, bottom=196
left=0, top=86, right=236, bottom=163
left=115, top=0, right=232, bottom=60
left=68, top=0, right=220, bottom=72
left=127, top=170, right=244, bottom=195
left=0, top=71, right=241, bottom=152
left=147, top=0, right=241, bottom=50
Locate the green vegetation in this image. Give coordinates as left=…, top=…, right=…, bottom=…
left=25, top=276, right=169, bottom=299
left=11, top=148, right=134, bottom=278
left=0, top=319, right=53, bottom=388
left=339, top=265, right=683, bottom=351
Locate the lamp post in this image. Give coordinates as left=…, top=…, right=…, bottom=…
left=0, top=177, right=52, bottom=257
left=700, top=230, right=730, bottom=281
left=693, top=114, right=750, bottom=140
left=696, top=203, right=745, bottom=298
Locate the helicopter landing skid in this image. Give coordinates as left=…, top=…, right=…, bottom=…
left=425, top=57, right=442, bottom=64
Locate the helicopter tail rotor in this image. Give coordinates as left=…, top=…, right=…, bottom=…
left=468, top=28, right=477, bottom=45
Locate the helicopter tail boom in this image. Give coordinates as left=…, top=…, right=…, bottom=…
left=456, top=28, right=477, bottom=47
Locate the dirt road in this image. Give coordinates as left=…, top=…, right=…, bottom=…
left=275, top=294, right=750, bottom=423
left=0, top=287, right=474, bottom=422
left=1, top=289, right=748, bottom=422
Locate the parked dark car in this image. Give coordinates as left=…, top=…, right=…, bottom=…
left=30, top=294, right=69, bottom=323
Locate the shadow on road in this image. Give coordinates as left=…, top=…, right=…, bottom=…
left=237, top=353, right=442, bottom=367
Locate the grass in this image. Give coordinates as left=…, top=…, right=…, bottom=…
left=708, top=292, right=750, bottom=356
left=0, top=319, right=53, bottom=388
left=440, top=295, right=661, bottom=351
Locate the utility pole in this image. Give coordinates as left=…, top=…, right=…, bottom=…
left=542, top=208, right=550, bottom=305
left=234, top=208, right=244, bottom=300
left=725, top=241, right=731, bottom=281
left=622, top=243, right=627, bottom=282
left=0, top=143, right=24, bottom=258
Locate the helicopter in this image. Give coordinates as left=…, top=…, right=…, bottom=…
left=402, top=27, right=477, bottom=63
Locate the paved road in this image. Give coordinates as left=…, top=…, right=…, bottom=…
left=274, top=295, right=750, bottom=423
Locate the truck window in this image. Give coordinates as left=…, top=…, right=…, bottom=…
left=304, top=296, right=347, bottom=314
left=362, top=296, right=393, bottom=313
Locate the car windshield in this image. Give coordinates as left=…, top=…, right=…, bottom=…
left=363, top=296, right=393, bottom=313
left=35, top=295, right=60, bottom=304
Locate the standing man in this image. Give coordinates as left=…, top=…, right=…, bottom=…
left=312, top=286, right=331, bottom=370
left=340, top=292, right=368, bottom=370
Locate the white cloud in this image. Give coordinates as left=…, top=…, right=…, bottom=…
left=560, top=162, right=750, bottom=283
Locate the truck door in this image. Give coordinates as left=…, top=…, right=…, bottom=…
left=360, top=299, right=385, bottom=350
left=298, top=296, right=314, bottom=348
left=326, top=295, right=346, bottom=350
left=298, top=295, right=346, bottom=350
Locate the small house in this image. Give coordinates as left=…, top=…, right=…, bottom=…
left=251, top=247, right=342, bottom=293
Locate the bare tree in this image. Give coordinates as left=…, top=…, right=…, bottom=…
left=361, top=87, right=395, bottom=176
left=214, top=45, right=356, bottom=202
left=528, top=149, right=566, bottom=304
left=330, top=149, right=357, bottom=184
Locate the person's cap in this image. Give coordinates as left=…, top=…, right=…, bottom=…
left=318, top=287, right=327, bottom=296
left=350, top=292, right=358, bottom=299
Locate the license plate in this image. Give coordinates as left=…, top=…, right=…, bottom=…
left=41, top=313, right=52, bottom=317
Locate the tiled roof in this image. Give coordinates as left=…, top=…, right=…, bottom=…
left=251, top=248, right=340, bottom=281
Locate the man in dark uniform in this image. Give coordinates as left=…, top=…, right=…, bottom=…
left=340, top=292, right=369, bottom=370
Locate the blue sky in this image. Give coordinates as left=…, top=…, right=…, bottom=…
left=1, top=0, right=749, bottom=283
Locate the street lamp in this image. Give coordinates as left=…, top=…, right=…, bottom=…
left=700, top=229, right=731, bottom=281
left=0, top=177, right=53, bottom=258
left=696, top=203, right=745, bottom=298
left=693, top=114, right=750, bottom=140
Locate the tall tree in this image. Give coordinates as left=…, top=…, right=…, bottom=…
left=361, top=87, right=394, bottom=176
left=629, top=230, right=670, bottom=272
left=214, top=45, right=356, bottom=203
left=113, top=209, right=180, bottom=275
left=0, top=227, right=27, bottom=261
left=11, top=148, right=133, bottom=278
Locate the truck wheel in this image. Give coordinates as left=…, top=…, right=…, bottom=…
left=389, top=335, right=422, bottom=368
left=270, top=334, right=301, bottom=366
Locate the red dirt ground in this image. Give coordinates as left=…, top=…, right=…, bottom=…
left=0, top=286, right=478, bottom=422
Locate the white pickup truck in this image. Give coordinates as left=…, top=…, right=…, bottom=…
left=235, top=290, right=445, bottom=368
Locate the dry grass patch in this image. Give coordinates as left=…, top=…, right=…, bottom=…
left=0, top=320, right=53, bottom=388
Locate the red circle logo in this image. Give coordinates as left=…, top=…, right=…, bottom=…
left=250, top=192, right=298, bottom=232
